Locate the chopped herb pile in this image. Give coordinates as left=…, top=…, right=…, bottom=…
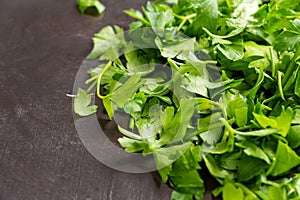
left=74, top=0, right=300, bottom=199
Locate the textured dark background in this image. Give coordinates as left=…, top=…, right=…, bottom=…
left=0, top=0, right=216, bottom=199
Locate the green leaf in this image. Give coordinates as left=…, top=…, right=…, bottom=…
left=100, top=47, right=122, bottom=65
left=74, top=88, right=98, bottom=116
left=248, top=58, right=270, bottom=69
left=238, top=154, right=268, bottom=182
left=171, top=191, right=193, bottom=200
left=222, top=183, right=244, bottom=200
left=146, top=9, right=174, bottom=30
left=170, top=161, right=204, bottom=191
left=185, top=0, right=218, bottom=36
left=158, top=165, right=172, bottom=183
left=270, top=0, right=300, bottom=10
left=226, top=96, right=247, bottom=118
left=270, top=141, right=300, bottom=176
left=273, top=19, right=300, bottom=52
left=165, top=145, right=205, bottom=198
left=170, top=98, right=197, bottom=142
left=287, top=125, right=300, bottom=148
left=244, top=41, right=274, bottom=59
left=253, top=113, right=278, bottom=129
left=77, top=0, right=105, bottom=15
left=235, top=107, right=248, bottom=128
left=275, top=107, right=294, bottom=137
left=153, top=143, right=191, bottom=179
left=216, top=37, right=244, bottom=61
left=118, top=126, right=142, bottom=141
left=218, top=151, right=242, bottom=170
left=160, top=106, right=175, bottom=130
left=268, top=186, right=287, bottom=200
left=182, top=74, right=208, bottom=97
left=203, top=154, right=235, bottom=179
left=203, top=27, right=244, bottom=61
left=292, top=109, right=300, bottom=124
left=118, top=137, right=148, bottom=153
left=253, top=107, right=293, bottom=137
left=88, top=26, right=125, bottom=59
left=237, top=141, right=270, bottom=164
left=155, top=37, right=196, bottom=59
left=154, top=142, right=192, bottom=170
left=263, top=8, right=294, bottom=35
left=295, top=65, right=300, bottom=97
left=102, top=96, right=114, bottom=119
left=125, top=48, right=154, bottom=73
left=159, top=99, right=197, bottom=145
left=137, top=122, right=160, bottom=145
left=231, top=0, right=260, bottom=22
left=111, top=74, right=144, bottom=108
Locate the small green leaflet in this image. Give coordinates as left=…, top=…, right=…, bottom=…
left=253, top=107, right=293, bottom=137
left=238, top=154, right=268, bottom=181
left=74, top=88, right=98, bottom=116
left=236, top=141, right=271, bottom=164
left=171, top=191, right=193, bottom=200
left=222, top=183, right=244, bottom=200
left=287, top=125, right=300, bottom=148
left=111, top=74, right=144, bottom=108
left=88, top=26, right=125, bottom=59
left=77, top=0, right=105, bottom=15
left=269, top=141, right=300, bottom=176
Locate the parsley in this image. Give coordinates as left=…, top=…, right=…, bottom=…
left=74, top=88, right=98, bottom=116
left=74, top=0, right=300, bottom=199
left=77, top=0, right=105, bottom=16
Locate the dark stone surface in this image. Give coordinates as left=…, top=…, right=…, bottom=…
left=0, top=1, right=218, bottom=200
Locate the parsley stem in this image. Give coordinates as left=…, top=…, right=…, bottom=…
left=235, top=124, right=257, bottom=131
left=262, top=180, right=281, bottom=188
left=277, top=71, right=285, bottom=101
left=184, top=13, right=197, bottom=19
left=173, top=13, right=197, bottom=20
left=139, top=18, right=151, bottom=26
left=124, top=10, right=151, bottom=26
left=86, top=80, right=97, bottom=93
left=96, top=61, right=112, bottom=99
left=167, top=58, right=180, bottom=71
left=245, top=67, right=264, bottom=99
left=261, top=104, right=272, bottom=111
left=202, top=60, right=218, bottom=65
left=177, top=19, right=187, bottom=31
left=269, top=47, right=276, bottom=77
left=221, top=118, right=277, bottom=136
left=173, top=13, right=197, bottom=30
left=285, top=14, right=300, bottom=19
left=85, top=75, right=98, bottom=84
left=282, top=43, right=300, bottom=86
left=262, top=94, right=279, bottom=104
left=283, top=68, right=298, bottom=92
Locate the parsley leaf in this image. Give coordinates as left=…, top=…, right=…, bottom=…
left=74, top=88, right=98, bottom=116
left=77, top=0, right=105, bottom=15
